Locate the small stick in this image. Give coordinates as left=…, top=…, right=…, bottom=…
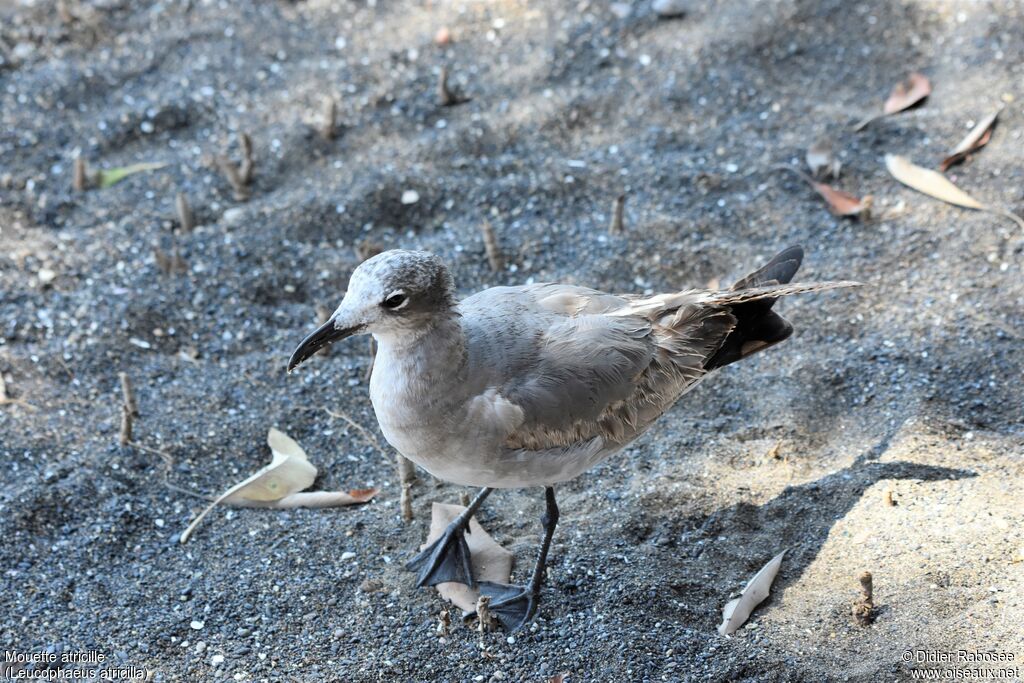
left=476, top=595, right=494, bottom=633
left=459, top=490, right=470, bottom=507
left=321, top=96, right=337, bottom=140
left=216, top=156, right=250, bottom=201
left=852, top=571, right=876, bottom=626
left=119, top=372, right=138, bottom=417
left=73, top=158, right=89, bottom=191
left=437, top=67, right=467, bottom=107
left=400, top=480, right=413, bottom=522
left=238, top=132, right=254, bottom=185
left=176, top=192, right=194, bottom=232
left=480, top=221, right=503, bottom=272
left=884, top=489, right=896, bottom=506
left=436, top=608, right=451, bottom=637
left=119, top=403, right=133, bottom=446
left=608, top=194, right=625, bottom=234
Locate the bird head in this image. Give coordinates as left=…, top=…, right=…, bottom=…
left=287, top=249, right=455, bottom=372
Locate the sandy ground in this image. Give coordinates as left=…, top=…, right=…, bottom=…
left=1, top=0, right=1023, bottom=681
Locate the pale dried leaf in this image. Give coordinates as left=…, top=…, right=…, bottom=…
left=885, top=154, right=983, bottom=209
left=883, top=72, right=931, bottom=115
left=940, top=107, right=1001, bottom=172
left=97, top=162, right=168, bottom=188
left=223, top=428, right=318, bottom=503
left=718, top=550, right=786, bottom=636
left=425, top=503, right=514, bottom=613
left=233, top=488, right=379, bottom=509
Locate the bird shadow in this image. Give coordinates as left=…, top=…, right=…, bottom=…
left=663, top=428, right=977, bottom=613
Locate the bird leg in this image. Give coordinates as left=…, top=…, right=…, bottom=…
left=406, top=486, right=493, bottom=588
left=479, top=486, right=559, bottom=632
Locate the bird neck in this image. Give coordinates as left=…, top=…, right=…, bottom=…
left=372, top=310, right=466, bottom=368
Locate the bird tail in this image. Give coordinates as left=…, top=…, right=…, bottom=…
left=703, top=245, right=860, bottom=370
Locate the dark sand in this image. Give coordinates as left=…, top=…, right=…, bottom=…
left=1, top=0, right=1022, bottom=680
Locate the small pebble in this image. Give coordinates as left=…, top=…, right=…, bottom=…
left=401, top=190, right=420, bottom=205
left=190, top=620, right=204, bottom=630
left=341, top=551, right=356, bottom=561
left=653, top=0, right=688, bottom=17
left=210, top=654, right=224, bottom=666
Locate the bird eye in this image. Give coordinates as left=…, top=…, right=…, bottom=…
left=382, top=292, right=407, bottom=309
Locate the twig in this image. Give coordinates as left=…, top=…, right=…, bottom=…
left=437, top=67, right=468, bottom=107
left=117, top=373, right=135, bottom=445
left=480, top=221, right=503, bottom=272
left=436, top=608, right=451, bottom=637
left=608, top=193, right=625, bottom=234
left=320, top=96, right=337, bottom=140
left=119, top=403, right=133, bottom=446
left=216, top=156, right=250, bottom=201
left=400, top=480, right=414, bottom=522
left=216, top=132, right=254, bottom=200
left=119, top=372, right=138, bottom=417
left=176, top=192, right=194, bottom=232
left=851, top=571, right=876, bottom=625
left=476, top=596, right=495, bottom=633
left=237, top=132, right=254, bottom=185
left=398, top=452, right=416, bottom=522
left=883, top=489, right=896, bottom=506
left=73, top=158, right=89, bottom=192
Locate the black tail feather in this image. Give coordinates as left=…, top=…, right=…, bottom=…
left=705, top=245, right=803, bottom=370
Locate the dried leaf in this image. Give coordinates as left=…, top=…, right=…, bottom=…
left=180, top=429, right=375, bottom=543
left=424, top=503, right=513, bottom=614
left=812, top=181, right=872, bottom=218
left=775, top=165, right=869, bottom=219
left=234, top=488, right=380, bottom=509
left=886, top=154, right=1024, bottom=230
left=548, top=675, right=570, bottom=683
left=939, top=107, right=1001, bottom=172
left=718, top=550, right=786, bottom=636
left=886, top=154, right=983, bottom=209
left=97, top=162, right=167, bottom=188
left=853, top=72, right=931, bottom=130
left=883, top=72, right=931, bottom=115
left=806, top=138, right=841, bottom=179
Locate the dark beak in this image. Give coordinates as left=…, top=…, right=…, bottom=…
left=287, top=318, right=363, bottom=372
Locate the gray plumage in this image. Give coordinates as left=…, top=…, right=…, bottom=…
left=291, top=246, right=859, bottom=488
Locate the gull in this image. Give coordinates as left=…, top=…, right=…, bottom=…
left=288, top=245, right=858, bottom=630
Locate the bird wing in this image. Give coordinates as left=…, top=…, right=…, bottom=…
left=458, top=284, right=735, bottom=451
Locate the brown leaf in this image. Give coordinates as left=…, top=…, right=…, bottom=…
left=424, top=503, right=514, bottom=614
left=883, top=72, right=931, bottom=115
left=548, top=675, right=570, bottom=683
left=853, top=72, right=931, bottom=130
left=939, top=107, right=1001, bottom=172
left=812, top=181, right=872, bottom=218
